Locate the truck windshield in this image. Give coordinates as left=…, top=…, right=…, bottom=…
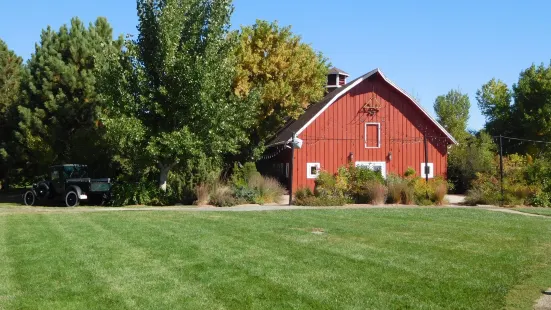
left=63, top=166, right=88, bottom=179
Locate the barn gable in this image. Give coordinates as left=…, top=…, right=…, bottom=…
left=268, top=69, right=457, bottom=147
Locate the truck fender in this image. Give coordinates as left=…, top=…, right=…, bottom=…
left=67, top=185, right=88, bottom=200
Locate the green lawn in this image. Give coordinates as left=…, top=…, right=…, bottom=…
left=514, top=207, right=551, bottom=216
left=1, top=209, right=550, bottom=309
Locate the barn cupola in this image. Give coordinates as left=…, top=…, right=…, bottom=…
left=326, top=67, right=349, bottom=93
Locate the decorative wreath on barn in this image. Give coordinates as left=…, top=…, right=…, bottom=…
left=361, top=93, right=382, bottom=116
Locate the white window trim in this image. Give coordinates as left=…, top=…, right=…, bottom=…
left=355, top=161, right=387, bottom=178
left=365, top=123, right=381, bottom=149
left=285, top=163, right=289, bottom=178
left=307, top=163, right=321, bottom=179
left=421, top=163, right=434, bottom=179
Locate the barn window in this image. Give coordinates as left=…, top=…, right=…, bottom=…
left=365, top=123, right=381, bottom=148
left=327, top=74, right=337, bottom=86
left=307, top=163, right=321, bottom=179
left=339, top=75, right=346, bottom=85
left=420, top=163, right=434, bottom=179
left=355, top=161, right=386, bottom=178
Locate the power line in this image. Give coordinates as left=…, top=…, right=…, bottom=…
left=494, top=135, right=551, bottom=145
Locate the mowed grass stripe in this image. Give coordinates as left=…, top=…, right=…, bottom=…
left=4, top=215, right=128, bottom=309
left=0, top=215, right=19, bottom=308
left=1, top=209, right=551, bottom=309
left=88, top=212, right=330, bottom=309
left=51, top=214, right=226, bottom=309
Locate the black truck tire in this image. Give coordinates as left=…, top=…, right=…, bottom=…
left=23, top=190, right=36, bottom=206
left=65, top=190, right=80, bottom=207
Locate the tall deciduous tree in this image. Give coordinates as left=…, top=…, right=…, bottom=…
left=513, top=64, right=551, bottom=149
left=233, top=20, right=329, bottom=157
left=476, top=78, right=512, bottom=138
left=433, top=89, right=470, bottom=142
left=477, top=63, right=551, bottom=155
left=0, top=39, right=23, bottom=188
left=15, top=17, right=123, bottom=177
left=100, top=0, right=256, bottom=191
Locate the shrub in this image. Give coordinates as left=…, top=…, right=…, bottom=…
left=412, top=178, right=434, bottom=205
left=294, top=187, right=314, bottom=205
left=314, top=171, right=341, bottom=198
left=404, top=167, right=416, bottom=178
left=232, top=184, right=256, bottom=204
left=347, top=165, right=384, bottom=202
left=229, top=163, right=286, bottom=205
left=528, top=191, right=551, bottom=207
left=306, top=196, right=350, bottom=206
left=231, top=162, right=261, bottom=188
left=411, top=177, right=448, bottom=205
left=110, top=181, right=166, bottom=206
left=433, top=183, right=447, bottom=205
left=361, top=181, right=388, bottom=205
left=294, top=185, right=350, bottom=206
left=465, top=187, right=486, bottom=206
left=387, top=182, right=403, bottom=204
left=210, top=185, right=237, bottom=207
left=193, top=183, right=210, bottom=206
left=248, top=175, right=286, bottom=204
left=401, top=185, right=415, bottom=205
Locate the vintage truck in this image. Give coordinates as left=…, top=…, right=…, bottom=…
left=23, top=164, right=112, bottom=207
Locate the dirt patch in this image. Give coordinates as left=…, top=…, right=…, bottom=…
left=535, top=289, right=551, bottom=310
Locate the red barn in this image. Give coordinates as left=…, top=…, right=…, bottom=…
left=258, top=68, right=457, bottom=192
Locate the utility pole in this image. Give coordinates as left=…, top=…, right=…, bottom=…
left=499, top=135, right=504, bottom=206
left=424, top=134, right=429, bottom=183
left=424, top=132, right=429, bottom=199
left=289, top=132, right=295, bottom=206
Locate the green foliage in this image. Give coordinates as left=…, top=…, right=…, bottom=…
left=477, top=63, right=551, bottom=155
left=230, top=162, right=285, bottom=205
left=110, top=181, right=167, bottom=207
left=314, top=171, right=343, bottom=198
left=15, top=17, right=123, bottom=180
left=464, top=153, right=551, bottom=207
left=476, top=78, right=512, bottom=138
left=447, top=131, right=496, bottom=193
left=294, top=186, right=350, bottom=206
left=233, top=20, right=329, bottom=158
left=346, top=165, right=384, bottom=202
left=511, top=63, right=551, bottom=154
left=0, top=39, right=23, bottom=188
left=231, top=162, right=261, bottom=187
left=404, top=167, right=416, bottom=177
left=434, top=89, right=471, bottom=142
left=412, top=177, right=448, bottom=205
left=100, top=0, right=257, bottom=192
left=294, top=187, right=313, bottom=202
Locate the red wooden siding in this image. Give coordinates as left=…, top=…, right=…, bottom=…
left=291, top=74, right=449, bottom=191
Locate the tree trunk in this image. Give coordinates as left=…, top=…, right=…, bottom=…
left=1, top=171, right=9, bottom=191
left=158, top=163, right=175, bottom=192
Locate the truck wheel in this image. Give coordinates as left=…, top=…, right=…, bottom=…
left=23, top=191, right=36, bottom=206
left=65, top=191, right=80, bottom=207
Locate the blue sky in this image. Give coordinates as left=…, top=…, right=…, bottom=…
left=1, top=0, right=550, bottom=130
